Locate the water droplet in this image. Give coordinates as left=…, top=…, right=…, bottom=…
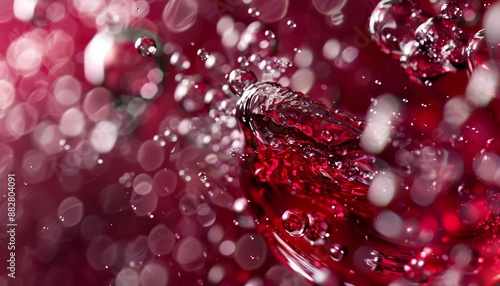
left=287, top=20, right=297, bottom=29
left=135, top=37, right=157, bottom=57
left=330, top=244, right=347, bottom=261
left=197, top=48, right=210, bottom=61
left=281, top=209, right=309, bottom=236
left=227, top=69, right=257, bottom=97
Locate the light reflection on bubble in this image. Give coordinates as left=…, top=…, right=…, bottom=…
left=83, top=87, right=112, bottom=122
left=140, top=263, right=168, bottom=286
left=57, top=196, right=84, bottom=227
left=116, top=267, right=139, bottom=286
left=59, top=107, right=85, bottom=137
left=234, top=234, right=267, bottom=270
left=131, top=188, right=158, bottom=216
left=253, top=0, right=289, bottom=23
left=174, top=236, right=206, bottom=271
left=148, top=224, right=175, bottom=256
left=86, top=235, right=117, bottom=270
left=0, top=143, right=14, bottom=176
left=90, top=120, right=118, bottom=153
left=125, top=235, right=149, bottom=266
left=162, top=0, right=198, bottom=33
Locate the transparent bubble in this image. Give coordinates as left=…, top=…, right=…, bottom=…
left=304, top=212, right=329, bottom=243
left=135, top=37, right=157, bottom=57
left=281, top=209, right=309, bottom=236
left=57, top=196, right=84, bottom=227
left=227, top=69, right=257, bottom=97
left=234, top=234, right=268, bottom=270
left=330, top=244, right=347, bottom=262
left=197, top=48, right=210, bottom=61
left=140, top=263, right=168, bottom=286
left=148, top=224, right=175, bottom=256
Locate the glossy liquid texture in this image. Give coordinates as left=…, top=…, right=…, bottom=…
left=2, top=0, right=500, bottom=285
left=236, top=80, right=500, bottom=285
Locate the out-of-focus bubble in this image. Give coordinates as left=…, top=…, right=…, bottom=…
left=116, top=267, right=139, bottom=286
left=57, top=196, right=84, bottom=227
left=163, top=0, right=198, bottom=33
left=125, top=235, right=149, bottom=266
left=80, top=215, right=103, bottom=240
left=0, top=143, right=14, bottom=176
left=7, top=29, right=45, bottom=77
left=174, top=76, right=210, bottom=113
left=6, top=103, right=38, bottom=139
left=252, top=0, right=288, bottom=23
left=137, top=140, right=165, bottom=171
left=148, top=224, right=175, bottom=256
left=133, top=173, right=153, bottom=195
left=174, top=236, right=206, bottom=271
left=140, top=263, right=168, bottom=286
left=59, top=108, right=85, bottom=137
left=0, top=80, right=15, bottom=115
left=130, top=188, right=158, bottom=216
left=153, top=169, right=177, bottom=196
left=360, top=94, right=400, bottom=154
left=312, top=0, right=346, bottom=15
left=90, top=120, right=118, bottom=153
left=238, top=22, right=277, bottom=58
left=0, top=0, right=14, bottom=23
left=83, top=87, right=112, bottom=122
left=86, top=235, right=117, bottom=270
left=234, top=234, right=267, bottom=270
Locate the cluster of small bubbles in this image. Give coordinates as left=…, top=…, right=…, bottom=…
left=370, top=0, right=469, bottom=84
left=119, top=172, right=135, bottom=188
left=135, top=37, right=157, bottom=57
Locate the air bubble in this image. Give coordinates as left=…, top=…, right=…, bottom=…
left=281, top=209, right=309, bottom=236
left=198, top=171, right=208, bottom=182
left=330, top=244, right=347, bottom=261
left=197, top=48, right=210, bottom=61
left=135, top=37, right=157, bottom=57
left=304, top=212, right=329, bottom=243
left=227, top=69, right=257, bottom=97
left=287, top=20, right=297, bottom=29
